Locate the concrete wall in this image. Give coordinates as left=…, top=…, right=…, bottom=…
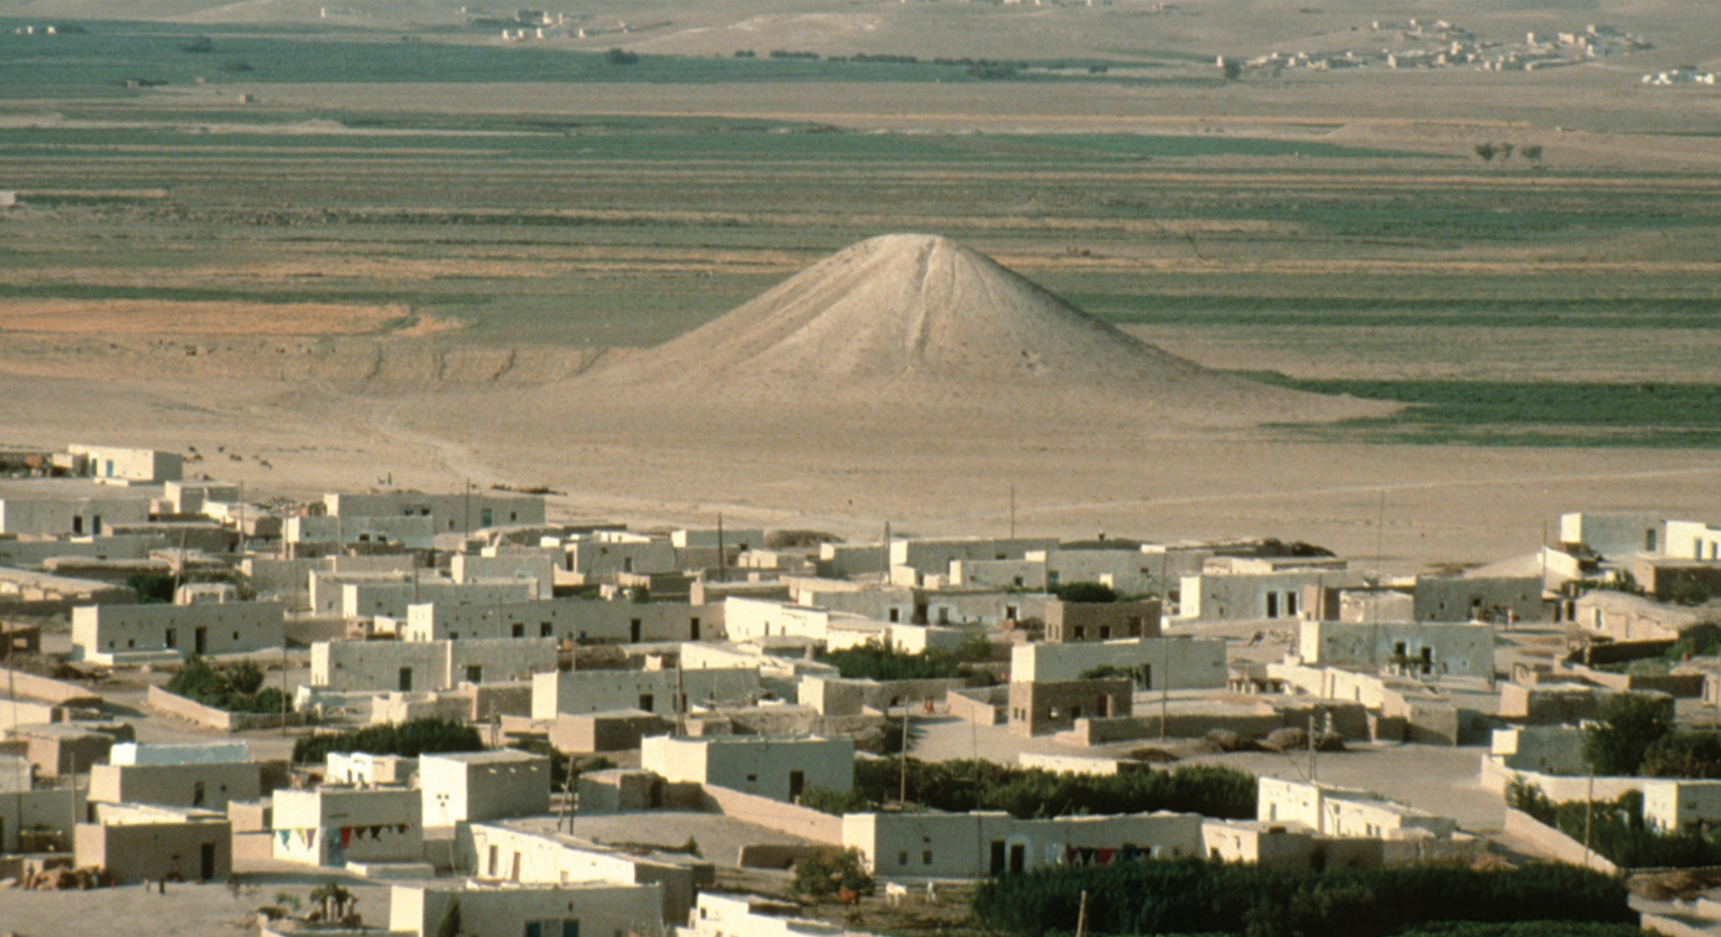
left=326, top=492, right=545, bottom=534
left=1180, top=569, right=1365, bottom=622
left=0, top=496, right=151, bottom=536
left=0, top=667, right=104, bottom=706
left=1008, top=679, right=1132, bottom=736
left=1047, top=549, right=1166, bottom=596
left=89, top=759, right=260, bottom=810
left=800, top=676, right=971, bottom=716
left=1045, top=600, right=1161, bottom=643
left=1503, top=807, right=1617, bottom=873
left=891, top=538, right=1059, bottom=576
left=405, top=597, right=712, bottom=645
left=390, top=882, right=661, bottom=937
left=70, top=445, right=182, bottom=484
left=844, top=810, right=1202, bottom=878
left=451, top=551, right=556, bottom=599
left=287, top=514, right=435, bottom=550
left=272, top=785, right=423, bottom=866
left=818, top=542, right=888, bottom=579
left=701, top=784, right=845, bottom=845
left=643, top=735, right=854, bottom=803
left=1490, top=727, right=1589, bottom=775
left=948, top=685, right=1008, bottom=726
left=1643, top=779, right=1721, bottom=834
left=1413, top=576, right=1543, bottom=623
left=531, top=666, right=759, bottom=722
left=548, top=711, right=673, bottom=753
left=1663, top=521, right=1721, bottom=562
left=1011, top=636, right=1226, bottom=688
left=0, top=785, right=82, bottom=852
left=1560, top=511, right=1661, bottom=558
left=73, top=601, right=284, bottom=663
left=75, top=816, right=231, bottom=883
left=1572, top=591, right=1701, bottom=643
left=1298, top=620, right=1495, bottom=679
left=564, top=537, right=679, bottom=577
left=459, top=822, right=700, bottom=925
left=344, top=579, right=537, bottom=621
left=420, top=751, right=550, bottom=828
left=1477, top=759, right=1643, bottom=802
left=313, top=638, right=558, bottom=692
left=949, top=559, right=1046, bottom=591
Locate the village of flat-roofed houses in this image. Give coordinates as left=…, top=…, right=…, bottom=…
left=4, top=440, right=1721, bottom=936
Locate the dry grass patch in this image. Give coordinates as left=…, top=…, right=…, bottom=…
left=0, top=299, right=408, bottom=336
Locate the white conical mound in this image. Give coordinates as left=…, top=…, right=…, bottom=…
left=576, top=233, right=1388, bottom=425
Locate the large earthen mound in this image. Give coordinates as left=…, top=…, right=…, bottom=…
left=577, top=233, right=1386, bottom=427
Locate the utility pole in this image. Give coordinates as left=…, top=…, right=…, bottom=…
left=1584, top=769, right=1595, bottom=868
left=898, top=701, right=910, bottom=805
left=1309, top=710, right=1319, bottom=784
left=881, top=520, right=891, bottom=585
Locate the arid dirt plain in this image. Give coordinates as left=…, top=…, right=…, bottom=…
left=2, top=0, right=1720, bottom=573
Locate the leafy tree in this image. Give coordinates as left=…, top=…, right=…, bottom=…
left=971, top=860, right=1633, bottom=937
left=792, top=849, right=873, bottom=904
left=850, top=757, right=1256, bottom=820
left=799, top=784, right=871, bottom=815
left=816, top=643, right=986, bottom=682
left=127, top=572, right=176, bottom=604
left=1050, top=581, right=1118, bottom=604
left=228, top=659, right=266, bottom=695
left=1642, top=731, right=1721, bottom=779
left=166, top=655, right=290, bottom=715
left=1583, top=691, right=1675, bottom=775
left=292, top=717, right=482, bottom=764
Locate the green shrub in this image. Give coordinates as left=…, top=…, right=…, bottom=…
left=971, top=860, right=1633, bottom=937
left=1583, top=691, right=1674, bottom=775
left=1051, top=582, right=1118, bottom=604
left=127, top=572, right=176, bottom=604
left=852, top=758, right=1256, bottom=820
left=292, top=717, right=482, bottom=764
left=816, top=643, right=984, bottom=682
left=165, top=655, right=291, bottom=714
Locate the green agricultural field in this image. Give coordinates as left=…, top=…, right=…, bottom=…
left=1244, top=374, right=1721, bottom=449
left=5, top=14, right=1721, bottom=448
